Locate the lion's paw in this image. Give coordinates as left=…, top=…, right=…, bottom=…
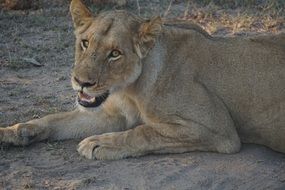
left=77, top=133, right=131, bottom=160
left=15, top=123, right=41, bottom=145
left=0, top=123, right=42, bottom=146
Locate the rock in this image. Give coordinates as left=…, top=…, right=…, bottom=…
left=2, top=0, right=38, bottom=10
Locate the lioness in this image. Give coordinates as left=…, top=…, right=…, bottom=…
left=0, top=0, right=284, bottom=160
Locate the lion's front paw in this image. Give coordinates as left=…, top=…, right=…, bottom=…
left=77, top=133, right=132, bottom=160
left=0, top=123, right=43, bottom=145
left=15, top=123, right=41, bottom=145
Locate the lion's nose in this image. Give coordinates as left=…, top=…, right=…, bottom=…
left=74, top=77, right=96, bottom=88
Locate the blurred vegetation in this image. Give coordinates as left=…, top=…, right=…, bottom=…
left=0, top=0, right=284, bottom=36
left=193, top=0, right=285, bottom=9
left=1, top=0, right=284, bottom=12
left=175, top=0, right=285, bottom=35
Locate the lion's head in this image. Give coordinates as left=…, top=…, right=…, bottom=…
left=70, top=0, right=162, bottom=108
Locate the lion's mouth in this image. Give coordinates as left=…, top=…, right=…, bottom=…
left=77, top=91, right=109, bottom=108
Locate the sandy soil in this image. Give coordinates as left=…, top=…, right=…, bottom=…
left=0, top=1, right=285, bottom=189
left=1, top=142, right=285, bottom=190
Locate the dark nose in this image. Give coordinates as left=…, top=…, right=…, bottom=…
left=74, top=77, right=96, bottom=88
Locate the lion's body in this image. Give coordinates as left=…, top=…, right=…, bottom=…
left=0, top=0, right=284, bottom=160
left=149, top=27, right=285, bottom=152
left=198, top=33, right=285, bottom=152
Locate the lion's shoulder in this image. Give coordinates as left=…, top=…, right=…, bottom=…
left=249, top=32, right=285, bottom=49
left=163, top=20, right=212, bottom=38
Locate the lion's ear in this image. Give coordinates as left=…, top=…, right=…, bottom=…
left=136, top=16, right=163, bottom=57
left=70, top=0, right=93, bottom=29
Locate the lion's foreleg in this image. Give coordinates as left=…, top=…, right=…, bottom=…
left=77, top=122, right=241, bottom=160
left=77, top=124, right=160, bottom=160
left=0, top=108, right=127, bottom=146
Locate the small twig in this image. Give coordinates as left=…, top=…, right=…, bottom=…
left=262, top=1, right=275, bottom=12
left=136, top=0, right=141, bottom=16
left=183, top=0, right=191, bottom=19
left=6, top=44, right=12, bottom=64
left=163, top=0, right=174, bottom=18
left=22, top=58, right=43, bottom=67
left=0, top=80, right=17, bottom=85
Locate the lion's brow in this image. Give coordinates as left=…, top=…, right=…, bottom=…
left=99, top=18, right=114, bottom=36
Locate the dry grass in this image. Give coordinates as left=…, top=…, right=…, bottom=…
left=128, top=0, right=284, bottom=36
left=178, top=1, right=284, bottom=35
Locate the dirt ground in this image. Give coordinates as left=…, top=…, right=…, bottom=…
left=1, top=142, right=284, bottom=190
left=0, top=1, right=285, bottom=189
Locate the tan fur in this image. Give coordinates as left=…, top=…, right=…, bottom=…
left=1, top=0, right=284, bottom=160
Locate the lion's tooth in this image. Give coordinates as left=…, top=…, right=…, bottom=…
left=91, top=97, right=96, bottom=103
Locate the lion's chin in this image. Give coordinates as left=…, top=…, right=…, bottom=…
left=77, top=91, right=109, bottom=108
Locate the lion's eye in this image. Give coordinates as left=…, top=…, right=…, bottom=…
left=109, top=50, right=121, bottom=60
left=81, top=40, right=89, bottom=51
